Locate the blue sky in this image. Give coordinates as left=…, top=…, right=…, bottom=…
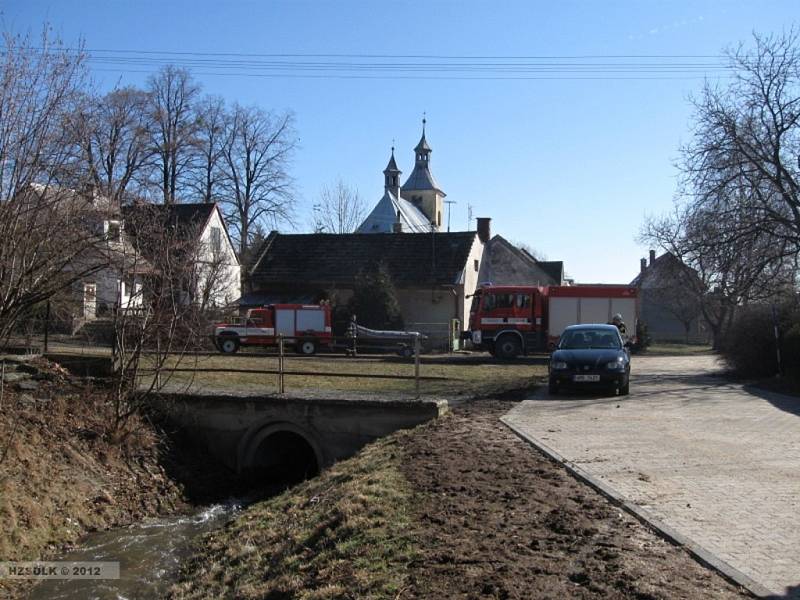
left=3, top=0, right=796, bottom=283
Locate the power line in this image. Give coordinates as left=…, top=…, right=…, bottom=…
left=5, top=46, right=738, bottom=81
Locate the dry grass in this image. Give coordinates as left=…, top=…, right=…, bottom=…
left=643, top=342, right=713, bottom=356
left=147, top=352, right=547, bottom=397
left=170, top=432, right=416, bottom=600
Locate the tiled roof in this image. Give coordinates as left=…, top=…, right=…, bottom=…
left=250, top=231, right=478, bottom=287
left=123, top=202, right=216, bottom=237
left=356, top=190, right=432, bottom=233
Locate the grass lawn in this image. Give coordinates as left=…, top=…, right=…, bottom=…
left=171, top=432, right=416, bottom=599
left=642, top=342, right=714, bottom=356
left=147, top=352, right=547, bottom=398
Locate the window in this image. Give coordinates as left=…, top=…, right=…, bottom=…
left=105, top=220, right=121, bottom=242
left=210, top=227, right=222, bottom=256
left=484, top=293, right=514, bottom=311
left=474, top=259, right=479, bottom=272
left=516, top=294, right=531, bottom=309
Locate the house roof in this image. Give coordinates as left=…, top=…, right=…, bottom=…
left=123, top=202, right=216, bottom=235
left=124, top=202, right=238, bottom=256
left=250, top=231, right=479, bottom=287
left=356, top=189, right=432, bottom=233
left=483, top=235, right=564, bottom=286
left=537, top=261, right=564, bottom=283
left=630, top=252, right=693, bottom=288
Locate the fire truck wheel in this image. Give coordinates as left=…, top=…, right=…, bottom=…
left=495, top=334, right=521, bottom=359
left=219, top=337, right=240, bottom=354
left=298, top=340, right=317, bottom=355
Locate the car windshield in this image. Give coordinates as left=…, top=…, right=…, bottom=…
left=559, top=328, right=621, bottom=350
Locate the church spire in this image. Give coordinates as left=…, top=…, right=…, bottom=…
left=383, top=145, right=401, bottom=197
left=414, top=117, right=432, bottom=162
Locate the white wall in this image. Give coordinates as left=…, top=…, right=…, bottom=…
left=196, top=208, right=241, bottom=308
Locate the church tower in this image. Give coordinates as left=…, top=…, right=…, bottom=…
left=383, top=146, right=402, bottom=198
left=400, top=118, right=446, bottom=230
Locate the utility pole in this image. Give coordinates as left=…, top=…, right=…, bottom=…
left=444, top=199, right=456, bottom=232
left=467, top=204, right=474, bottom=231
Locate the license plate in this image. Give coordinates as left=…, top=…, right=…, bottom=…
left=573, top=374, right=600, bottom=382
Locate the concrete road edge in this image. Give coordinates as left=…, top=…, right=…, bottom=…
left=500, top=415, right=777, bottom=599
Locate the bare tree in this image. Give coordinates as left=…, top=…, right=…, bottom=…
left=220, top=104, right=296, bottom=256
left=642, top=200, right=796, bottom=349
left=0, top=29, right=110, bottom=343
left=190, top=95, right=228, bottom=203
left=684, top=30, right=800, bottom=253
left=147, top=66, right=201, bottom=205
left=109, top=205, right=208, bottom=432
left=67, top=86, right=154, bottom=205
left=311, top=179, right=365, bottom=233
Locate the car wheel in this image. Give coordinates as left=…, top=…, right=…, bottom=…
left=398, top=345, right=413, bottom=358
left=548, top=379, right=559, bottom=395
left=298, top=340, right=317, bottom=355
left=495, top=334, right=521, bottom=359
left=219, top=337, right=240, bottom=354
left=620, top=380, right=630, bottom=395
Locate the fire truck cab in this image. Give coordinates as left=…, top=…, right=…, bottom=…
left=213, top=304, right=332, bottom=355
left=467, top=285, right=548, bottom=358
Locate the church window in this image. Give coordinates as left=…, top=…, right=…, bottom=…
left=474, top=259, right=479, bottom=272
left=437, top=211, right=441, bottom=226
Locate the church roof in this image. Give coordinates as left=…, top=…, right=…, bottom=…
left=401, top=164, right=444, bottom=194
left=249, top=231, right=479, bottom=287
left=414, top=132, right=431, bottom=153
left=383, top=151, right=400, bottom=173
left=356, top=189, right=432, bottom=233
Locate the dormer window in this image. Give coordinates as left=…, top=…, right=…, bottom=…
left=105, top=220, right=121, bottom=242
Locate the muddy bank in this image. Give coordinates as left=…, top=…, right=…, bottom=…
left=171, top=400, right=749, bottom=599
left=0, top=357, right=237, bottom=599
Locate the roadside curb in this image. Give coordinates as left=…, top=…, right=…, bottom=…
left=500, top=415, right=777, bottom=599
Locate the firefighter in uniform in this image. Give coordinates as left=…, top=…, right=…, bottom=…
left=609, top=313, right=628, bottom=341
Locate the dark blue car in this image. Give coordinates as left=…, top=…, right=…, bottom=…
left=548, top=324, right=631, bottom=395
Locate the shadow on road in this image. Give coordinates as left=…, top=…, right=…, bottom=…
left=743, top=384, right=800, bottom=419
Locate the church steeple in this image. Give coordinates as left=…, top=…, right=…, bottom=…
left=414, top=118, right=432, bottom=164
left=401, top=116, right=445, bottom=230
left=383, top=146, right=401, bottom=197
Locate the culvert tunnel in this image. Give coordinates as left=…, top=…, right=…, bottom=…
left=243, top=426, right=321, bottom=485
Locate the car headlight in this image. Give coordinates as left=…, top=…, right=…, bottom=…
left=552, top=361, right=568, bottom=370
left=606, top=359, right=626, bottom=370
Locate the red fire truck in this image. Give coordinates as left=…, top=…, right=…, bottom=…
left=467, top=284, right=638, bottom=358
left=212, top=304, right=332, bottom=355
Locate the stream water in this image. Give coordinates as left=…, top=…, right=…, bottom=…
left=28, top=501, right=241, bottom=600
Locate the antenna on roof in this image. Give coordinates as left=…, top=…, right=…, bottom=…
left=467, top=204, right=474, bottom=230
left=444, top=199, right=457, bottom=232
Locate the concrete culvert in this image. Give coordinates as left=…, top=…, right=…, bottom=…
left=248, top=430, right=320, bottom=484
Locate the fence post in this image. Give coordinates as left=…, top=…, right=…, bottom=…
left=278, top=334, right=285, bottom=394
left=414, top=333, right=420, bottom=398
left=772, top=304, right=782, bottom=377
left=0, top=359, right=5, bottom=410
left=44, top=300, right=50, bottom=354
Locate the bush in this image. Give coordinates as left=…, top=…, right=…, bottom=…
left=348, top=262, right=404, bottom=331
left=720, top=302, right=800, bottom=378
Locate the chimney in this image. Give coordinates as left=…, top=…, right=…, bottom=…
left=640, top=258, right=647, bottom=273
left=477, top=217, right=491, bottom=243
left=649, top=249, right=656, bottom=266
